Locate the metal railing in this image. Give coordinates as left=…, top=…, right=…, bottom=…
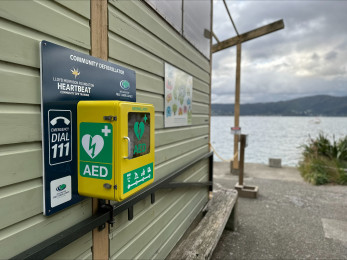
left=12, top=151, right=213, bottom=260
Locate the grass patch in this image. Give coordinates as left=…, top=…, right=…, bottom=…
left=298, top=133, right=347, bottom=185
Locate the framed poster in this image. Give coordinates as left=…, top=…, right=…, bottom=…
left=164, top=63, right=193, bottom=127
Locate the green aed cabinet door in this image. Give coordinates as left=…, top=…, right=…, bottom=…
left=115, top=102, right=155, bottom=201
left=78, top=101, right=117, bottom=200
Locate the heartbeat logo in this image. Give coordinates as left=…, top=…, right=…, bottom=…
left=71, top=68, right=80, bottom=79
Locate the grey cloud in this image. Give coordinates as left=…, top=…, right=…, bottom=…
left=212, top=1, right=347, bottom=104
left=311, top=53, right=319, bottom=61
left=325, top=51, right=338, bottom=61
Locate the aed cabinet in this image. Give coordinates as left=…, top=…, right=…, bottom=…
left=77, top=101, right=155, bottom=201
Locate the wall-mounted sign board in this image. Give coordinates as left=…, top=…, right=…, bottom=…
left=164, top=63, right=193, bottom=127
left=40, top=40, right=136, bottom=215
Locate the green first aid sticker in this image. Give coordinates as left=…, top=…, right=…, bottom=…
left=79, top=123, right=113, bottom=180
left=123, top=163, right=153, bottom=193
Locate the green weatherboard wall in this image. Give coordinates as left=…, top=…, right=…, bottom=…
left=108, top=2, right=210, bottom=259
left=0, top=1, right=94, bottom=259
left=0, top=1, right=210, bottom=259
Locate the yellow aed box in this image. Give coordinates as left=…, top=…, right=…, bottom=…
left=77, top=101, right=155, bottom=201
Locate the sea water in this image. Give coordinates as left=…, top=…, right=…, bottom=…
left=210, top=116, right=347, bottom=166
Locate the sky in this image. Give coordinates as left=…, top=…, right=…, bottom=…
left=212, top=0, right=347, bottom=104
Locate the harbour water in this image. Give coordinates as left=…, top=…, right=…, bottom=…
left=210, top=116, right=347, bottom=166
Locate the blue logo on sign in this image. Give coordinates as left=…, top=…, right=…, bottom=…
left=120, top=80, right=130, bottom=90
left=56, top=184, right=67, bottom=191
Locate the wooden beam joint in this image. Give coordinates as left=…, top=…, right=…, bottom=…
left=212, top=19, right=284, bottom=53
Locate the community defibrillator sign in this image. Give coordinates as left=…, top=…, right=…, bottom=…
left=40, top=41, right=136, bottom=215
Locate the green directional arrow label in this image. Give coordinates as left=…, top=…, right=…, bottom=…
left=123, top=163, right=153, bottom=193
left=79, top=122, right=113, bottom=180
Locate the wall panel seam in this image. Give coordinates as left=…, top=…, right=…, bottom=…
left=155, top=135, right=209, bottom=151
left=107, top=2, right=210, bottom=74
left=108, top=30, right=210, bottom=84
left=107, top=56, right=164, bottom=82
left=155, top=144, right=209, bottom=169
left=52, top=0, right=91, bottom=21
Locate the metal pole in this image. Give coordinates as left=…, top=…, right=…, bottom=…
left=238, top=134, right=246, bottom=186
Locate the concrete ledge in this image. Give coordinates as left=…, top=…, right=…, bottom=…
left=234, top=183, right=258, bottom=198
left=167, top=189, right=238, bottom=260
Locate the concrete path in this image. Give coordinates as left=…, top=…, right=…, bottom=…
left=212, top=162, right=347, bottom=259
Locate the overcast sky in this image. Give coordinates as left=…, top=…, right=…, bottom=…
left=212, top=0, right=347, bottom=104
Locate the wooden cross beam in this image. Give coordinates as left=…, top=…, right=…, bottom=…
left=211, top=19, right=284, bottom=172
left=212, top=19, right=284, bottom=53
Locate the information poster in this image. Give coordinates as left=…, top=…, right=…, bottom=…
left=40, top=40, right=136, bottom=215
left=164, top=63, right=193, bottom=127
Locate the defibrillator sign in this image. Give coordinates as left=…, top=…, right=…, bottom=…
left=79, top=123, right=113, bottom=180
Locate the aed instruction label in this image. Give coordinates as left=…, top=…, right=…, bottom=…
left=79, top=122, right=113, bottom=180
left=123, top=162, right=153, bottom=193
left=48, top=110, right=72, bottom=165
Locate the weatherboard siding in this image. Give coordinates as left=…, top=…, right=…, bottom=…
left=108, top=1, right=210, bottom=259
left=109, top=161, right=209, bottom=259
left=108, top=4, right=209, bottom=83
left=0, top=0, right=210, bottom=259
left=109, top=0, right=210, bottom=74
left=0, top=1, right=92, bottom=259
left=45, top=233, right=93, bottom=260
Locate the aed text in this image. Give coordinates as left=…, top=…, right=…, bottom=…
left=134, top=144, right=146, bottom=155
left=82, top=164, right=109, bottom=178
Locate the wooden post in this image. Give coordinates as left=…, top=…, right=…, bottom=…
left=233, top=43, right=241, bottom=171
left=234, top=134, right=258, bottom=198
left=90, top=0, right=109, bottom=259
left=91, top=0, right=108, bottom=59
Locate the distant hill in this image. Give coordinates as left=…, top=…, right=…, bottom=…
left=211, top=95, right=347, bottom=116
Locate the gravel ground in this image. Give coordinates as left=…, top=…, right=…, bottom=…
left=212, top=162, right=347, bottom=260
